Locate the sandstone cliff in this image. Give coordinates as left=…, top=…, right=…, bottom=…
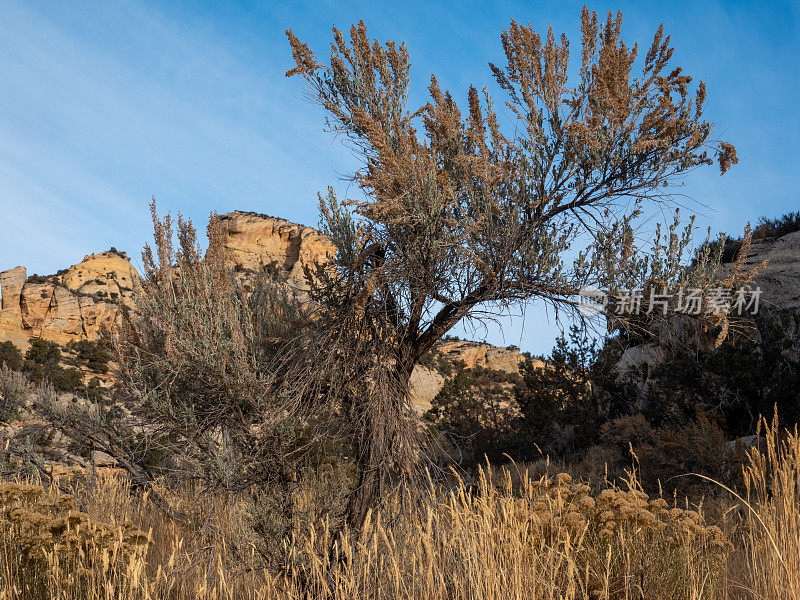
left=435, top=340, right=523, bottom=373
left=0, top=212, right=336, bottom=347
left=218, top=211, right=335, bottom=291
left=409, top=340, right=531, bottom=412
left=0, top=250, right=138, bottom=348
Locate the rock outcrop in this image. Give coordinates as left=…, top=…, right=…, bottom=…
left=617, top=228, right=800, bottom=386
left=726, top=229, right=800, bottom=312
left=0, top=251, right=138, bottom=347
left=218, top=211, right=335, bottom=291
left=435, top=340, right=523, bottom=373
left=409, top=340, right=529, bottom=413
left=0, top=267, right=28, bottom=347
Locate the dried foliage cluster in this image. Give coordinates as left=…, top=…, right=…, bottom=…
left=119, top=200, right=306, bottom=493
left=29, top=200, right=317, bottom=551
left=0, top=481, right=148, bottom=596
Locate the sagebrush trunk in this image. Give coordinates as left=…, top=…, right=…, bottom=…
left=344, top=356, right=418, bottom=529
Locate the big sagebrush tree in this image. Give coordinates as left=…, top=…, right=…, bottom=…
left=286, top=9, right=751, bottom=525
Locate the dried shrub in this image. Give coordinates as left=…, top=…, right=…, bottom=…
left=281, top=466, right=728, bottom=600
left=0, top=480, right=148, bottom=596
left=0, top=449, right=796, bottom=599
left=577, top=412, right=742, bottom=497
left=285, top=8, right=753, bottom=526
left=0, top=365, right=29, bottom=422
left=113, top=201, right=309, bottom=492
left=708, top=211, right=800, bottom=263
left=735, top=414, right=800, bottom=599
left=23, top=202, right=323, bottom=570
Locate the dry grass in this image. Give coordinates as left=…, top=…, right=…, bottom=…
left=1, top=420, right=798, bottom=599
left=733, top=417, right=800, bottom=600
left=0, top=479, right=149, bottom=599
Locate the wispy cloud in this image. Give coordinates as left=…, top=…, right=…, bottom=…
left=0, top=0, right=341, bottom=272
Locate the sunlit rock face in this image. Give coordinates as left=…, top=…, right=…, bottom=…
left=0, top=211, right=336, bottom=347
left=218, top=211, right=336, bottom=292
left=408, top=341, right=545, bottom=414
left=409, top=365, right=446, bottom=414
left=0, top=266, right=28, bottom=348
left=741, top=229, right=800, bottom=362
left=0, top=250, right=138, bottom=348
left=435, top=340, right=524, bottom=373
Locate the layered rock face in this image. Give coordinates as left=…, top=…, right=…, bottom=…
left=0, top=210, right=335, bottom=347
left=0, top=251, right=138, bottom=348
left=408, top=366, right=446, bottom=413
left=435, top=340, right=523, bottom=373
left=0, top=267, right=28, bottom=347
left=409, top=340, right=529, bottom=413
left=218, top=211, right=335, bottom=291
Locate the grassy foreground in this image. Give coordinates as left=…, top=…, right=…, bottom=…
left=1, top=419, right=798, bottom=600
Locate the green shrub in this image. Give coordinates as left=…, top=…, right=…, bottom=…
left=25, top=273, right=51, bottom=284
left=638, top=315, right=800, bottom=436
left=66, top=340, right=111, bottom=373
left=53, top=367, right=83, bottom=392
left=108, top=246, right=128, bottom=258
left=85, top=377, right=105, bottom=403
left=0, top=341, right=22, bottom=371
left=753, top=210, right=800, bottom=240
left=22, top=339, right=91, bottom=392
left=513, top=326, right=620, bottom=458
left=24, top=338, right=61, bottom=369
left=23, top=339, right=62, bottom=385
left=426, top=364, right=520, bottom=465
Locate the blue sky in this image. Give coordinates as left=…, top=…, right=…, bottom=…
left=1, top=0, right=798, bottom=354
